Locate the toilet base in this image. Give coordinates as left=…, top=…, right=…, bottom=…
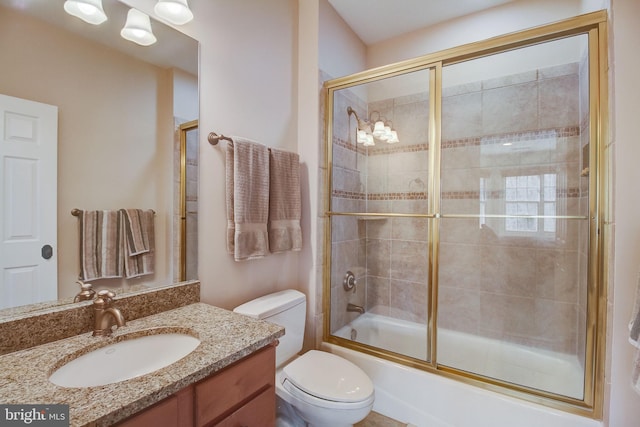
left=276, top=395, right=306, bottom=427
left=276, top=371, right=372, bottom=427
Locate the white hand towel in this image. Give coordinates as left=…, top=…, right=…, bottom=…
left=268, top=148, right=302, bottom=253
left=231, top=139, right=270, bottom=261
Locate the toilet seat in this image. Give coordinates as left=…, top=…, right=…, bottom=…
left=281, top=350, right=374, bottom=409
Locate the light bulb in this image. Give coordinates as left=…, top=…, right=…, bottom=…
left=372, top=121, right=386, bottom=138
left=363, top=135, right=375, bottom=146
left=64, top=0, right=107, bottom=25
left=387, top=131, right=399, bottom=144
left=357, top=130, right=367, bottom=144
left=121, top=9, right=157, bottom=46
left=154, top=0, right=194, bottom=25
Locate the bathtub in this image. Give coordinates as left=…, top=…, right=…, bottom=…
left=327, top=313, right=601, bottom=427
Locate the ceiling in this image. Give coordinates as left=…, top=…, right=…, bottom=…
left=328, top=0, right=518, bottom=45
left=0, top=0, right=198, bottom=75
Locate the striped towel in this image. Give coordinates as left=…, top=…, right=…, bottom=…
left=79, top=210, right=123, bottom=280
left=121, top=209, right=150, bottom=256
left=122, top=209, right=155, bottom=278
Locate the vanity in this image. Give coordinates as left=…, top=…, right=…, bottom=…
left=0, top=295, right=284, bottom=426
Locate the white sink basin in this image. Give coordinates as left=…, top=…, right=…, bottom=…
left=49, top=332, right=200, bottom=388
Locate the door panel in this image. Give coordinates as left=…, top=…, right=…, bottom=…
left=0, top=94, right=58, bottom=309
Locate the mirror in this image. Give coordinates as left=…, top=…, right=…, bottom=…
left=0, top=0, right=199, bottom=314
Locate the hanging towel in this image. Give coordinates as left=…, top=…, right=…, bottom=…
left=629, top=270, right=640, bottom=394
left=227, top=138, right=270, bottom=261
left=122, top=209, right=155, bottom=278
left=121, top=209, right=150, bottom=256
left=225, top=141, right=235, bottom=255
left=79, top=210, right=123, bottom=281
left=268, top=148, right=302, bottom=253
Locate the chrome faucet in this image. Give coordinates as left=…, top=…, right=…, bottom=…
left=347, top=303, right=365, bottom=314
left=92, top=290, right=126, bottom=337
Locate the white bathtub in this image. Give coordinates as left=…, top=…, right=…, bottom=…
left=328, top=313, right=600, bottom=427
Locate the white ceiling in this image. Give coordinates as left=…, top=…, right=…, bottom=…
left=328, top=0, right=518, bottom=45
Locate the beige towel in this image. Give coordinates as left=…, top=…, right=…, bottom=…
left=228, top=138, right=270, bottom=261
left=122, top=209, right=155, bottom=278
left=225, top=142, right=235, bottom=255
left=268, top=148, right=302, bottom=253
left=79, top=210, right=123, bottom=280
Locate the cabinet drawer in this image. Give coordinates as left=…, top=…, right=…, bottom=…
left=215, top=386, right=275, bottom=427
left=195, top=345, right=275, bottom=426
left=116, top=386, right=194, bottom=427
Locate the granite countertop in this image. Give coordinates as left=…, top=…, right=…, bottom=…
left=0, top=303, right=284, bottom=426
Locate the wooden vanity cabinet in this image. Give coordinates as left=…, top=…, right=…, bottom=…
left=116, top=344, right=276, bottom=427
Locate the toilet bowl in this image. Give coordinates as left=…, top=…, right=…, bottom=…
left=234, top=290, right=374, bottom=427
left=277, top=350, right=374, bottom=427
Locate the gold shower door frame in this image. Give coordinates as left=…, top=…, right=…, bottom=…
left=179, top=120, right=198, bottom=282
left=322, top=11, right=608, bottom=418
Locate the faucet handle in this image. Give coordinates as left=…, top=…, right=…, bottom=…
left=93, top=290, right=116, bottom=307
left=97, top=290, right=116, bottom=299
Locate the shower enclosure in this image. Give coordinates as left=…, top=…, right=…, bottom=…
left=323, top=12, right=607, bottom=417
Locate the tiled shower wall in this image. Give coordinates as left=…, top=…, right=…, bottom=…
left=436, top=62, right=587, bottom=355
left=330, top=84, right=367, bottom=331
left=328, top=61, right=589, bottom=356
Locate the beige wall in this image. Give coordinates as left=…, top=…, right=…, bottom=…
left=126, top=0, right=307, bottom=323
left=0, top=6, right=175, bottom=299
left=608, top=0, right=640, bottom=425
left=127, top=0, right=640, bottom=423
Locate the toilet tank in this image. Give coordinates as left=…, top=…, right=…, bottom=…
left=233, top=289, right=306, bottom=368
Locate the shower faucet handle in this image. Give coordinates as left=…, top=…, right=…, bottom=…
left=343, top=271, right=357, bottom=293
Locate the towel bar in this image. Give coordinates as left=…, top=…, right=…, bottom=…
left=71, top=208, right=155, bottom=216
left=208, top=132, right=234, bottom=146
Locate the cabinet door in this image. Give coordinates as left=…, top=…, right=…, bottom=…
left=215, top=387, right=275, bottom=427
left=116, top=387, right=194, bottom=427
left=195, top=345, right=275, bottom=426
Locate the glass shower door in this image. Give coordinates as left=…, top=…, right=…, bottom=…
left=436, top=35, right=590, bottom=399
left=328, top=68, right=433, bottom=362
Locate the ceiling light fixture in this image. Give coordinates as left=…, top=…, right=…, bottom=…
left=154, top=0, right=194, bottom=25
left=120, top=8, right=157, bottom=46
left=347, top=106, right=400, bottom=146
left=63, top=0, right=107, bottom=25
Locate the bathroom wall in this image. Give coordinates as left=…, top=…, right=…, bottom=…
left=319, top=0, right=368, bottom=338
left=121, top=0, right=640, bottom=423
left=123, top=0, right=307, bottom=325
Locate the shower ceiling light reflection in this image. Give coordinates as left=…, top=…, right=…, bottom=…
left=347, top=106, right=400, bottom=146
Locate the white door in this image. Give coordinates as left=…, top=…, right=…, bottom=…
left=0, top=94, right=58, bottom=309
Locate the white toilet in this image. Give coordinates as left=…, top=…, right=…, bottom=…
left=234, top=289, right=374, bottom=427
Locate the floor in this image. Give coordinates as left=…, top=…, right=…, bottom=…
left=356, top=411, right=410, bottom=427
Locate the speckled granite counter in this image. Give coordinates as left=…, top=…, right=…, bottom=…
left=0, top=303, right=284, bottom=426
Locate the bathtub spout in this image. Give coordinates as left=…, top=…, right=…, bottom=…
left=347, top=303, right=365, bottom=314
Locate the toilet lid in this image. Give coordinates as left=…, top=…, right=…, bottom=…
left=282, top=350, right=373, bottom=403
